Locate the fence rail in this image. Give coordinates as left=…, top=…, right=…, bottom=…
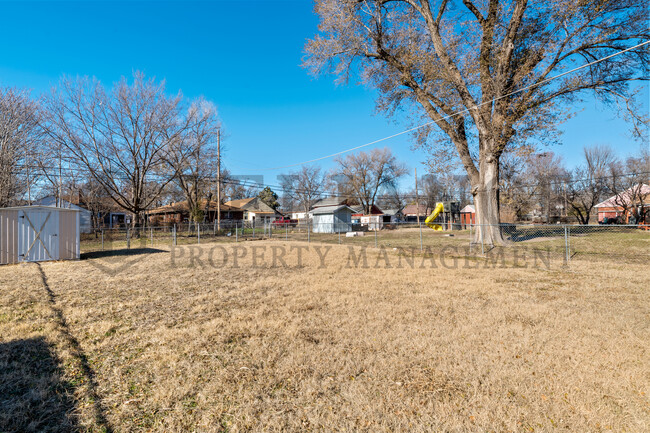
left=80, top=220, right=650, bottom=265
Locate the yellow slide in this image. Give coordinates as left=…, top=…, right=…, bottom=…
left=425, top=202, right=444, bottom=231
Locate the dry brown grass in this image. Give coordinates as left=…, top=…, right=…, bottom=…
left=1, top=240, right=649, bottom=432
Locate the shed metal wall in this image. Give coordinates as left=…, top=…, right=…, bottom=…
left=59, top=211, right=80, bottom=260
left=0, top=210, right=19, bottom=265
left=0, top=207, right=80, bottom=265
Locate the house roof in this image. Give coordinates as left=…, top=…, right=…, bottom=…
left=594, top=184, right=650, bottom=208
left=33, top=196, right=91, bottom=213
left=225, top=197, right=255, bottom=209
left=460, top=204, right=475, bottom=213
left=312, top=197, right=348, bottom=208
left=381, top=208, right=402, bottom=216
left=350, top=204, right=384, bottom=215
left=402, top=203, right=432, bottom=216
left=312, top=205, right=354, bottom=215
left=147, top=199, right=242, bottom=215
left=225, top=197, right=279, bottom=214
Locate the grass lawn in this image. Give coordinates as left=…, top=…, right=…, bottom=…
left=1, top=240, right=648, bottom=432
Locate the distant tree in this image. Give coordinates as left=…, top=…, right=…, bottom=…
left=278, top=165, right=328, bottom=213
left=565, top=145, right=617, bottom=224
left=222, top=171, right=260, bottom=202
left=529, top=152, right=568, bottom=222
left=0, top=87, right=41, bottom=206
left=164, top=99, right=221, bottom=223
left=499, top=147, right=537, bottom=221
left=333, top=147, right=407, bottom=214
left=305, top=0, right=649, bottom=244
left=258, top=186, right=280, bottom=211
left=42, top=73, right=189, bottom=229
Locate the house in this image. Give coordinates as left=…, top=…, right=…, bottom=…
left=224, top=197, right=281, bottom=224
left=147, top=199, right=244, bottom=225
left=460, top=204, right=476, bottom=227
left=33, top=196, right=93, bottom=233
left=350, top=205, right=384, bottom=230
left=312, top=205, right=354, bottom=233
left=402, top=203, right=432, bottom=223
left=381, top=208, right=403, bottom=224
left=594, top=184, right=650, bottom=224
left=288, top=210, right=309, bottom=220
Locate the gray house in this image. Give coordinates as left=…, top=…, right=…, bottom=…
left=312, top=205, right=353, bottom=233
left=33, top=196, right=93, bottom=233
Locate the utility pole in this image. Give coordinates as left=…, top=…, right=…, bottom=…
left=58, top=142, right=63, bottom=208
left=414, top=167, right=419, bottom=224
left=217, top=128, right=221, bottom=231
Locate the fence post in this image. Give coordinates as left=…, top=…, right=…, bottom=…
left=197, top=223, right=200, bottom=244
left=126, top=228, right=130, bottom=249
left=480, top=224, right=484, bottom=255
left=338, top=225, right=341, bottom=244
left=173, top=224, right=177, bottom=246
left=236, top=222, right=238, bottom=242
left=564, top=225, right=569, bottom=264
left=567, top=226, right=571, bottom=261
left=214, top=219, right=216, bottom=236
left=418, top=220, right=423, bottom=252
left=307, top=222, right=310, bottom=243
left=469, top=223, right=472, bottom=253
left=101, top=229, right=104, bottom=251
left=286, top=223, right=288, bottom=241
left=374, top=226, right=378, bottom=248
left=150, top=227, right=153, bottom=247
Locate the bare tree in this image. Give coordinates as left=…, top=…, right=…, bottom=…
left=606, top=147, right=650, bottom=224
left=499, top=147, right=538, bottom=221
left=304, top=0, right=649, bottom=244
left=565, top=145, right=617, bottom=224
left=278, top=165, right=328, bottom=213
left=164, top=99, right=221, bottom=223
left=0, top=87, right=41, bottom=206
left=333, top=147, right=407, bottom=214
left=42, top=73, right=188, bottom=229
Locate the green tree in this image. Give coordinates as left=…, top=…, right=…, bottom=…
left=258, top=186, right=280, bottom=210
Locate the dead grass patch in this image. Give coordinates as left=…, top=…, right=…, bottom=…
left=1, top=241, right=648, bottom=432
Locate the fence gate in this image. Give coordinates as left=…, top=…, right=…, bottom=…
left=18, top=209, right=60, bottom=262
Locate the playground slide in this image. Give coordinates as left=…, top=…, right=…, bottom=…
left=425, top=202, right=444, bottom=231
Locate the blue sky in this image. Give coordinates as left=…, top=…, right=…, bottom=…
left=1, top=0, right=647, bottom=191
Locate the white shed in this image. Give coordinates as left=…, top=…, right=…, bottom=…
left=312, top=205, right=353, bottom=233
left=0, top=206, right=80, bottom=265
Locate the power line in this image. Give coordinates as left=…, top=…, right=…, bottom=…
left=252, top=40, right=650, bottom=171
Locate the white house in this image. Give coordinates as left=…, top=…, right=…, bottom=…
left=33, top=196, right=93, bottom=233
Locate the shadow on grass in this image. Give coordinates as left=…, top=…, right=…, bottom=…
left=36, top=263, right=114, bottom=433
left=0, top=337, right=78, bottom=432
left=81, top=247, right=167, bottom=260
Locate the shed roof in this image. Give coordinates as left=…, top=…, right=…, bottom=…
left=312, top=205, right=354, bottom=215
left=0, top=205, right=80, bottom=212
left=460, top=205, right=475, bottom=213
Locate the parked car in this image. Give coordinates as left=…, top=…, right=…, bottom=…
left=272, top=218, right=298, bottom=227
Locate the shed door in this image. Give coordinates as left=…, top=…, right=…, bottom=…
left=18, top=209, right=60, bottom=262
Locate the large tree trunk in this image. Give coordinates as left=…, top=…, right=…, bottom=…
left=472, top=158, right=505, bottom=246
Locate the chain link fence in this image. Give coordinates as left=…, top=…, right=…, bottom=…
left=81, top=220, right=650, bottom=265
